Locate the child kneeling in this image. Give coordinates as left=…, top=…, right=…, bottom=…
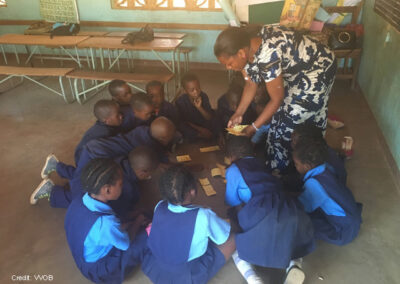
left=64, top=158, right=148, bottom=283
left=142, top=165, right=236, bottom=284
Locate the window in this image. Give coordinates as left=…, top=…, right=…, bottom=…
left=374, top=0, right=400, bottom=32
left=0, top=0, right=7, bottom=7
left=111, top=0, right=221, bottom=11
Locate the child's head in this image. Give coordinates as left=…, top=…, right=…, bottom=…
left=159, top=164, right=197, bottom=205
left=146, top=80, right=165, bottom=109
left=291, top=122, right=324, bottom=150
left=128, top=145, right=158, bottom=180
left=226, top=135, right=254, bottom=162
left=109, top=80, right=133, bottom=105
left=150, top=116, right=176, bottom=146
left=93, top=99, right=122, bottom=127
left=226, top=83, right=243, bottom=112
left=181, top=72, right=201, bottom=100
left=292, top=138, right=328, bottom=175
left=254, top=83, right=270, bottom=116
left=80, top=158, right=123, bottom=201
left=131, top=92, right=154, bottom=122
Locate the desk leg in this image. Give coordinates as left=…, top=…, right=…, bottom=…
left=14, top=45, right=20, bottom=65
left=75, top=46, right=82, bottom=68
left=0, top=45, right=7, bottom=65
left=90, top=48, right=96, bottom=70
left=351, top=55, right=361, bottom=90
left=85, top=49, right=91, bottom=69
left=151, top=50, right=173, bottom=73
left=108, top=49, right=126, bottom=71
left=25, top=45, right=38, bottom=66
left=100, top=48, right=105, bottom=70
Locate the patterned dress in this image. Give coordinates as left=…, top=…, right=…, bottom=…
left=245, top=25, right=336, bottom=171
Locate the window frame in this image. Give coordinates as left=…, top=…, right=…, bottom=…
left=110, top=0, right=222, bottom=12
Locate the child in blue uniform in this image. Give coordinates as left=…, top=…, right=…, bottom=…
left=142, top=165, right=236, bottom=284
left=31, top=100, right=122, bottom=205
left=175, top=73, right=218, bottom=141
left=292, top=137, right=363, bottom=245
left=119, top=92, right=154, bottom=133
left=64, top=158, right=148, bottom=284
left=146, top=80, right=179, bottom=125
left=225, top=136, right=315, bottom=283
left=109, top=79, right=133, bottom=107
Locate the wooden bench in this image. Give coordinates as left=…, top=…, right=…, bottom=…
left=0, top=65, right=75, bottom=103
left=66, top=70, right=175, bottom=104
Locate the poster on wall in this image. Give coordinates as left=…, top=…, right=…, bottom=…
left=235, top=0, right=283, bottom=22
left=40, top=0, right=80, bottom=23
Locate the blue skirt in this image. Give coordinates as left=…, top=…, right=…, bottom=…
left=142, top=243, right=226, bottom=284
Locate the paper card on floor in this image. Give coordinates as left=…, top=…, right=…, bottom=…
left=202, top=184, right=216, bottom=196
left=211, top=168, right=222, bottom=177
left=198, top=178, right=210, bottom=186
left=224, top=157, right=231, bottom=165
left=176, top=155, right=191, bottom=162
left=200, top=145, right=220, bottom=153
left=216, top=163, right=226, bottom=178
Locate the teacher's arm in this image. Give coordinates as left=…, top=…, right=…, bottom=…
left=242, top=74, right=284, bottom=137
left=227, top=70, right=258, bottom=127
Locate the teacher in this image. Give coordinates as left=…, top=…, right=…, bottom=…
left=214, top=25, right=336, bottom=172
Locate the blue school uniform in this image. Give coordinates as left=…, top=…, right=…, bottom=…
left=119, top=105, right=150, bottom=133
left=142, top=201, right=229, bottom=284
left=175, top=92, right=218, bottom=141
left=225, top=157, right=315, bottom=268
left=298, top=163, right=362, bottom=245
left=64, top=193, right=147, bottom=284
left=74, top=121, right=120, bottom=164
left=154, top=101, right=179, bottom=125
left=217, top=94, right=257, bottom=132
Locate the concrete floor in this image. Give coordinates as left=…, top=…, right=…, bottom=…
left=0, top=68, right=399, bottom=284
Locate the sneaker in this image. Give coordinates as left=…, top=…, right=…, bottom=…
left=40, top=154, right=59, bottom=179
left=284, top=266, right=305, bottom=284
left=30, top=179, right=54, bottom=205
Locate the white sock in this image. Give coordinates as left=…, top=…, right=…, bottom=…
left=232, top=251, right=264, bottom=284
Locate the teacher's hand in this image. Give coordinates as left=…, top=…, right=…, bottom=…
left=227, top=113, right=243, bottom=128
left=242, top=125, right=256, bottom=137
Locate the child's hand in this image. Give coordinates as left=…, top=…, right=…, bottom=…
left=192, top=96, right=202, bottom=109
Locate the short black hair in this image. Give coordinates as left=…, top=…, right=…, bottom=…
left=292, top=122, right=324, bottom=147
left=146, top=80, right=164, bottom=92
left=108, top=80, right=126, bottom=97
left=181, top=72, right=199, bottom=89
left=128, top=145, right=158, bottom=171
left=214, top=27, right=251, bottom=57
left=93, top=99, right=119, bottom=121
left=81, top=158, right=121, bottom=195
left=131, top=92, right=153, bottom=111
left=159, top=165, right=196, bottom=204
left=292, top=138, right=328, bottom=169
left=226, top=136, right=254, bottom=160
left=226, top=82, right=244, bottom=105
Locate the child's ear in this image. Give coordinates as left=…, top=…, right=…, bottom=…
left=237, top=48, right=247, bottom=59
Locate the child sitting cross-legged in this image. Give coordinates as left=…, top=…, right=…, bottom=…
left=30, top=99, right=122, bottom=205
left=141, top=165, right=236, bottom=284
left=175, top=73, right=218, bottom=141
left=292, top=137, right=363, bottom=245
left=225, top=136, right=315, bottom=284
left=64, top=158, right=148, bottom=284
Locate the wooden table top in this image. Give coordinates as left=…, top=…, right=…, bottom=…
left=0, top=66, right=74, bottom=77
left=0, top=34, right=90, bottom=47
left=106, top=31, right=186, bottom=39
left=77, top=30, right=109, bottom=36
left=77, top=36, right=183, bottom=51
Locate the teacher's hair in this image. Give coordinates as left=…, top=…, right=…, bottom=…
left=214, top=25, right=262, bottom=57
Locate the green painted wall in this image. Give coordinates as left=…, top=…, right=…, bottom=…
left=358, top=0, right=400, bottom=170
left=0, top=0, right=228, bottom=63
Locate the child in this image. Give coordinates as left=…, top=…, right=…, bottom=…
left=175, top=73, right=218, bottom=141
left=251, top=83, right=270, bottom=145
left=225, top=136, right=315, bottom=283
left=217, top=82, right=257, bottom=133
left=141, top=165, right=236, bottom=284
left=120, top=92, right=154, bottom=133
left=64, top=158, right=148, bottom=284
left=291, top=122, right=347, bottom=185
left=109, top=79, right=133, bottom=106
left=292, top=137, right=363, bottom=245
left=31, top=100, right=122, bottom=205
left=146, top=80, right=179, bottom=125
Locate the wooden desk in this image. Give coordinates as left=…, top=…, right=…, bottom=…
left=77, top=31, right=109, bottom=37
left=77, top=36, right=183, bottom=73
left=106, top=31, right=186, bottom=39
left=0, top=34, right=89, bottom=66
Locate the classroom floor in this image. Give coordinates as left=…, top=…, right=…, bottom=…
left=0, top=67, right=399, bottom=284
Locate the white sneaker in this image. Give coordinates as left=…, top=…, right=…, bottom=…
left=30, top=179, right=54, bottom=205
left=284, top=266, right=305, bottom=284
left=247, top=274, right=264, bottom=284
left=40, top=154, right=59, bottom=179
